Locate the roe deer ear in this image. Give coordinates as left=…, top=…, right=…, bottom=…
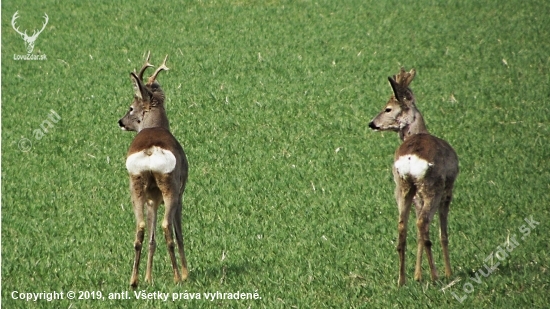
left=388, top=76, right=406, bottom=103
left=389, top=75, right=414, bottom=106
left=130, top=72, right=149, bottom=100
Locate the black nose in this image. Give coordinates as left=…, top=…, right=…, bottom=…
left=118, top=119, right=125, bottom=128
left=368, top=121, right=379, bottom=130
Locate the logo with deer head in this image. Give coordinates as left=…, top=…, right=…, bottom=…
left=11, top=11, right=48, bottom=54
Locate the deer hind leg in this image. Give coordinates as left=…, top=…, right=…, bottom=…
left=163, top=199, right=182, bottom=283
left=439, top=190, right=453, bottom=278
left=157, top=183, right=182, bottom=284
left=155, top=173, right=184, bottom=284
left=415, top=192, right=441, bottom=282
left=395, top=181, right=416, bottom=287
left=173, top=195, right=189, bottom=280
left=129, top=175, right=146, bottom=288
left=145, top=190, right=162, bottom=284
left=412, top=195, right=424, bottom=282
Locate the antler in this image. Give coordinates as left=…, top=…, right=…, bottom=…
left=393, top=67, right=416, bottom=87
left=138, top=51, right=154, bottom=81
left=147, top=55, right=169, bottom=85
left=29, top=13, right=49, bottom=39
left=11, top=11, right=48, bottom=40
left=11, top=11, right=27, bottom=37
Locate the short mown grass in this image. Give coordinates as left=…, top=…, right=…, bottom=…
left=2, top=0, right=549, bottom=308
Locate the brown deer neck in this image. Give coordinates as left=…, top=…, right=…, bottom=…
left=140, top=106, right=170, bottom=132
left=399, top=108, right=429, bottom=141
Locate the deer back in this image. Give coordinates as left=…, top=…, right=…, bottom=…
left=394, top=133, right=458, bottom=187
left=126, top=127, right=188, bottom=189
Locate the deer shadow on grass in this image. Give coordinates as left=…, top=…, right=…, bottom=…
left=189, top=261, right=261, bottom=284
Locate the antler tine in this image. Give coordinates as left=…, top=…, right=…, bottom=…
left=39, top=13, right=49, bottom=32
left=147, top=55, right=169, bottom=85
left=11, top=11, right=27, bottom=36
left=29, top=13, right=49, bottom=39
left=394, top=67, right=415, bottom=87
left=393, top=67, right=405, bottom=84
left=406, top=68, right=416, bottom=85
left=138, top=51, right=154, bottom=81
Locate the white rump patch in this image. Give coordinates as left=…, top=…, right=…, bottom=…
left=126, top=146, right=176, bottom=175
left=394, top=154, right=433, bottom=179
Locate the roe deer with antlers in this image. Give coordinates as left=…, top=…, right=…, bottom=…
left=368, top=68, right=459, bottom=287
left=119, top=53, right=189, bottom=287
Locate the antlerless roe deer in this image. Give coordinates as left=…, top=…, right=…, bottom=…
left=368, top=68, right=459, bottom=287
left=118, top=53, right=189, bottom=287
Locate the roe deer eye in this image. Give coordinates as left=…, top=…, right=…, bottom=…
left=385, top=108, right=392, bottom=113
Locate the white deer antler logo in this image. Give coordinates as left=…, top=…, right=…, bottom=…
left=11, top=11, right=49, bottom=54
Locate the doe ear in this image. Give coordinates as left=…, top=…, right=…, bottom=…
left=130, top=72, right=149, bottom=100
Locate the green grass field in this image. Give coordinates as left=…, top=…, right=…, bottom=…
left=2, top=0, right=549, bottom=308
